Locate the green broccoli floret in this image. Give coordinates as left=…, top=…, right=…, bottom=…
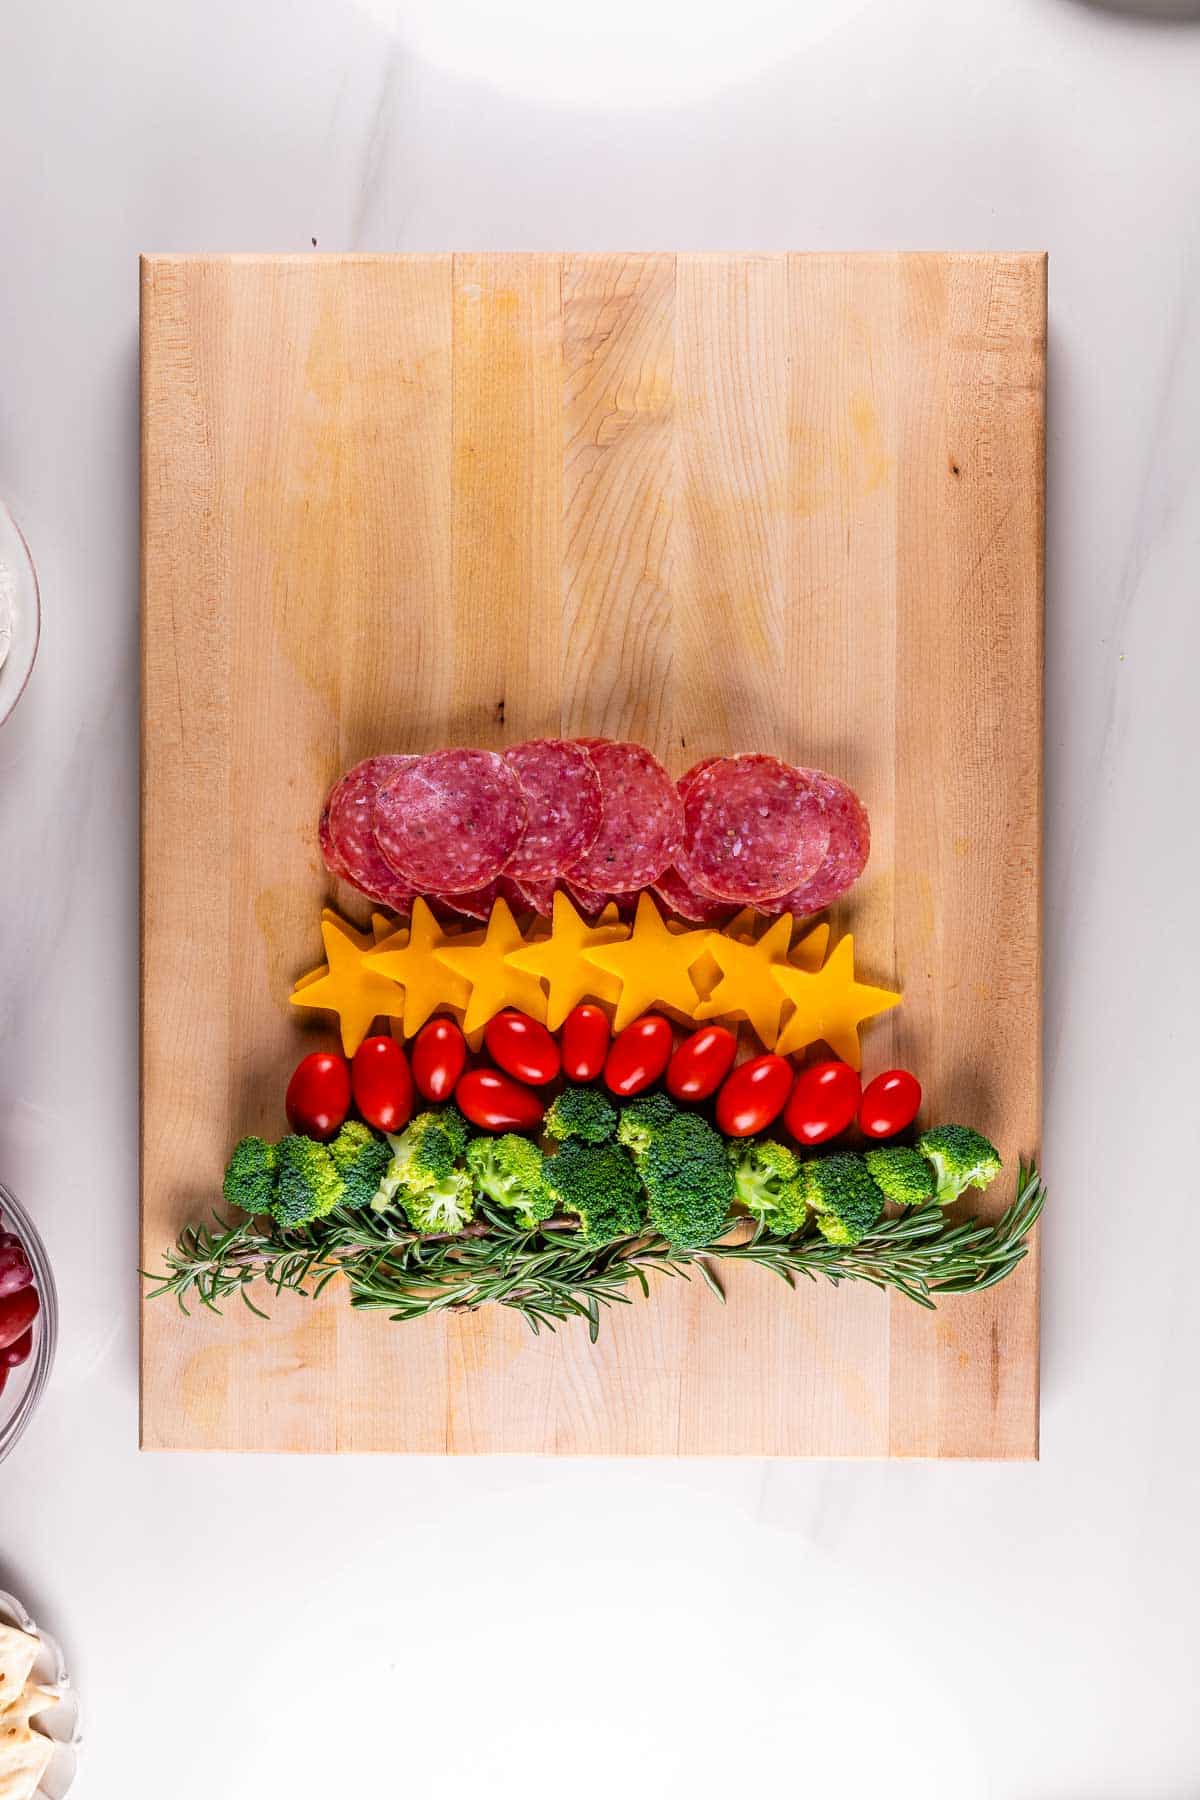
left=801, top=1152, right=883, bottom=1246
left=272, top=1134, right=344, bottom=1227
left=916, top=1125, right=1002, bottom=1206
left=400, top=1169, right=476, bottom=1235
left=222, top=1135, right=277, bottom=1218
left=636, top=1111, right=734, bottom=1248
left=328, top=1120, right=392, bottom=1211
left=728, top=1138, right=806, bottom=1231
left=372, top=1109, right=467, bottom=1212
left=436, top=1104, right=472, bottom=1159
left=544, top=1084, right=618, bottom=1145
left=615, top=1090, right=678, bottom=1159
left=466, top=1134, right=557, bottom=1230
left=864, top=1145, right=936, bottom=1208
left=545, top=1142, right=646, bottom=1247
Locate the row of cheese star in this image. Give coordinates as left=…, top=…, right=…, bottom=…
left=291, top=890, right=901, bottom=1069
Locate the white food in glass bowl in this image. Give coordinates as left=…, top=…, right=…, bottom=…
left=0, top=1596, right=79, bottom=1800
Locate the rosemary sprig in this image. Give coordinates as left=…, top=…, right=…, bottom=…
left=145, top=1163, right=1044, bottom=1342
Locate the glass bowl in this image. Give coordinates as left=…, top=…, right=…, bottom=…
left=0, top=1588, right=81, bottom=1797
left=0, top=1183, right=58, bottom=1466
left=0, top=497, right=41, bottom=728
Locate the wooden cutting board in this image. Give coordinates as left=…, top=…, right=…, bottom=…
left=140, top=252, right=1044, bottom=1457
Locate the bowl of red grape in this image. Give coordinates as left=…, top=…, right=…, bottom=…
left=0, top=1184, right=57, bottom=1465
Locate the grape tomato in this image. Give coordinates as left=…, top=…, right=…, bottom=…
left=715, top=1054, right=792, bottom=1137
left=858, top=1068, right=922, bottom=1139
left=351, top=1036, right=414, bottom=1133
left=783, top=1059, right=861, bottom=1146
left=560, top=1005, right=610, bottom=1083
left=285, top=1051, right=352, bottom=1141
left=484, top=1011, right=561, bottom=1086
left=666, top=1026, right=737, bottom=1102
left=455, top=1068, right=546, bottom=1132
left=603, top=1015, right=674, bottom=1098
left=412, top=1018, right=468, bottom=1103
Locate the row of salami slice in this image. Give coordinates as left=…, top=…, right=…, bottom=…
left=319, top=739, right=869, bottom=926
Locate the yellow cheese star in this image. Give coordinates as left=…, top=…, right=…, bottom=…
left=362, top=898, right=477, bottom=1037
left=289, top=912, right=407, bottom=1055
left=771, top=933, right=901, bottom=1068
left=790, top=921, right=829, bottom=972
left=504, top=890, right=627, bottom=1030
left=296, top=910, right=402, bottom=993
left=369, top=911, right=401, bottom=945
left=364, top=914, right=413, bottom=1040
left=433, top=896, right=548, bottom=1034
left=582, top=893, right=713, bottom=1032
left=693, top=913, right=795, bottom=1049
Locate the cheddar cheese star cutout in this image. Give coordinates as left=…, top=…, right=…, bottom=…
left=433, top=896, right=548, bottom=1034
left=369, top=911, right=402, bottom=945
left=771, top=933, right=901, bottom=1068
left=363, top=898, right=477, bottom=1037
left=290, top=912, right=407, bottom=1055
left=789, top=920, right=830, bottom=972
left=505, top=890, right=627, bottom=1031
left=694, top=913, right=795, bottom=1048
left=582, top=893, right=713, bottom=1031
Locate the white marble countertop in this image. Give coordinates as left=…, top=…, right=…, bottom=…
left=2, top=0, right=1199, bottom=1793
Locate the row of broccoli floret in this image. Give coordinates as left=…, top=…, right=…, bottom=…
left=223, top=1083, right=1002, bottom=1253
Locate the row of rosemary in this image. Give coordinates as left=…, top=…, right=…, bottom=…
left=144, top=1161, right=1045, bottom=1341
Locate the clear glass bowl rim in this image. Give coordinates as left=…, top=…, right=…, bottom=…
left=0, top=1180, right=58, bottom=1465
left=0, top=495, right=42, bottom=727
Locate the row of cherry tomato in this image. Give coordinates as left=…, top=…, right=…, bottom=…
left=0, top=1230, right=41, bottom=1398
left=286, top=1006, right=921, bottom=1147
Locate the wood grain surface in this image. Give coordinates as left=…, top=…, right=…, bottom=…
left=141, top=252, right=1045, bottom=1456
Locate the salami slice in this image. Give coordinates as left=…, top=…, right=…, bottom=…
left=565, top=741, right=683, bottom=892
left=506, top=874, right=559, bottom=919
left=503, top=740, right=603, bottom=879
left=318, top=800, right=349, bottom=882
left=374, top=748, right=527, bottom=894
left=324, top=756, right=418, bottom=912
left=432, top=879, right=500, bottom=923
left=652, top=864, right=736, bottom=927
left=679, top=756, right=720, bottom=795
left=563, top=877, right=612, bottom=921
left=683, top=755, right=830, bottom=904
left=651, top=759, right=738, bottom=923
left=773, top=771, right=870, bottom=917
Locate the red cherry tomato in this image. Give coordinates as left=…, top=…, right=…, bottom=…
left=784, top=1059, right=862, bottom=1146
left=285, top=1051, right=351, bottom=1141
left=603, top=1014, right=674, bottom=1098
left=561, top=1004, right=610, bottom=1083
left=1, top=1328, right=33, bottom=1369
left=0, top=1238, right=33, bottom=1298
left=412, top=1018, right=468, bottom=1103
left=0, top=1286, right=39, bottom=1352
left=858, top=1068, right=922, bottom=1139
left=484, top=1010, right=561, bottom=1086
left=351, top=1035, right=414, bottom=1133
left=666, top=1025, right=738, bottom=1102
left=715, top=1054, right=793, bottom=1137
left=455, top=1068, right=546, bottom=1133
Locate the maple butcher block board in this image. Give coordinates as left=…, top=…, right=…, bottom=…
left=140, top=252, right=1044, bottom=1457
